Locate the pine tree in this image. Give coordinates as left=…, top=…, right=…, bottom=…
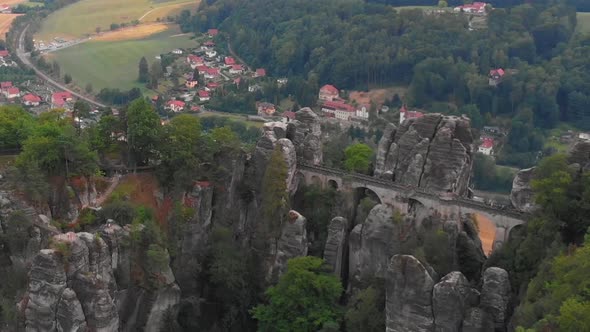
left=138, top=56, right=149, bottom=83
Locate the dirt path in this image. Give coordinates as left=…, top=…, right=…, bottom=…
left=92, top=174, right=121, bottom=208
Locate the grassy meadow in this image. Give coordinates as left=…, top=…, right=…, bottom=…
left=46, top=27, right=196, bottom=91
left=36, top=0, right=197, bottom=40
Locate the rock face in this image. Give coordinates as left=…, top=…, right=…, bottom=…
left=510, top=167, right=537, bottom=212
left=323, top=217, right=349, bottom=278
left=567, top=140, right=590, bottom=170
left=374, top=114, right=474, bottom=195
left=56, top=288, right=87, bottom=332
left=24, top=249, right=67, bottom=331
left=23, top=227, right=181, bottom=332
left=480, top=267, right=511, bottom=330
left=288, top=107, right=323, bottom=165
left=386, top=255, right=435, bottom=332
left=173, top=182, right=214, bottom=294
left=349, top=204, right=396, bottom=287
left=433, top=272, right=471, bottom=332
left=276, top=138, right=298, bottom=193
left=269, top=210, right=308, bottom=280
left=462, top=307, right=495, bottom=332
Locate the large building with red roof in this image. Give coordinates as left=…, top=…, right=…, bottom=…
left=52, top=91, right=73, bottom=108
left=321, top=100, right=356, bottom=120
left=3, top=87, right=19, bottom=99
left=318, top=84, right=339, bottom=101
left=23, top=94, right=42, bottom=106
left=399, top=105, right=424, bottom=124
left=166, top=100, right=186, bottom=112
left=454, top=2, right=488, bottom=14
left=478, top=137, right=495, bottom=155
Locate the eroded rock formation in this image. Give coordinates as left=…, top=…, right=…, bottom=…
left=323, top=216, right=349, bottom=278
left=386, top=255, right=435, bottom=332
left=480, top=267, right=511, bottom=330
left=374, top=114, right=474, bottom=195
left=510, top=167, right=537, bottom=213
left=22, top=227, right=181, bottom=332
left=268, top=210, right=308, bottom=280
left=433, top=272, right=471, bottom=331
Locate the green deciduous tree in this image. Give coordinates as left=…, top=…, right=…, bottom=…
left=0, top=106, right=35, bottom=150
left=344, top=143, right=373, bottom=174
left=345, top=286, right=385, bottom=332
left=126, top=98, right=161, bottom=167
left=158, top=114, right=210, bottom=191
left=251, top=256, right=343, bottom=332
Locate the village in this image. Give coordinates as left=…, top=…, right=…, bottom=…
left=1, top=13, right=587, bottom=159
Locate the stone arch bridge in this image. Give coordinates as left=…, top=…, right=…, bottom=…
left=296, top=163, right=528, bottom=250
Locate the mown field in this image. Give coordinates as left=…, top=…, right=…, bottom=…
left=577, top=12, right=590, bottom=35
left=46, top=27, right=196, bottom=91
left=36, top=0, right=197, bottom=40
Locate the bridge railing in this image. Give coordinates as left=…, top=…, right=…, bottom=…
left=297, top=162, right=526, bottom=219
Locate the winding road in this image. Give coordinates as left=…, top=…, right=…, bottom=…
left=16, top=25, right=107, bottom=108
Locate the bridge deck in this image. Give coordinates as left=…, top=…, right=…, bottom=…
left=297, top=163, right=527, bottom=220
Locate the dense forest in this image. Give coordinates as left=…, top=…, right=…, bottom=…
left=176, top=0, right=590, bottom=168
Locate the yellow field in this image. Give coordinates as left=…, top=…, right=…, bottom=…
left=0, top=14, right=22, bottom=37
left=36, top=0, right=196, bottom=40
left=93, top=23, right=170, bottom=41
left=140, top=1, right=197, bottom=22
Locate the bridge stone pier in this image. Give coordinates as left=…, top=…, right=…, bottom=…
left=296, top=163, right=529, bottom=250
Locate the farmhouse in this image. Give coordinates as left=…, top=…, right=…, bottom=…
left=198, top=90, right=210, bottom=102
left=254, top=68, right=266, bottom=78
left=52, top=91, right=73, bottom=108
left=204, top=68, right=220, bottom=79
left=454, top=2, right=488, bottom=14
left=318, top=84, right=339, bottom=101
left=399, top=105, right=424, bottom=124
left=224, top=57, right=236, bottom=66
left=489, top=68, right=505, bottom=86
left=257, top=102, right=276, bottom=116
left=166, top=100, right=185, bottom=112
left=208, top=29, right=219, bottom=37
left=321, top=100, right=355, bottom=120
left=23, top=94, right=42, bottom=106
left=0, top=81, right=12, bottom=92
left=3, top=87, right=19, bottom=99
left=187, top=55, right=204, bottom=68
left=0, top=50, right=9, bottom=58
left=0, top=4, right=10, bottom=13
left=229, top=65, right=243, bottom=74
left=478, top=137, right=495, bottom=155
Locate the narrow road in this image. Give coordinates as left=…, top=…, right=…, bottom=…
left=16, top=25, right=107, bottom=108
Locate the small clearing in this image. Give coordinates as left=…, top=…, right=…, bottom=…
left=93, top=23, right=170, bottom=41
left=140, top=1, right=197, bottom=22
left=348, top=87, right=406, bottom=106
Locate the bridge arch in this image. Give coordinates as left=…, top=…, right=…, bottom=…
left=328, top=179, right=339, bottom=190
left=310, top=175, right=322, bottom=188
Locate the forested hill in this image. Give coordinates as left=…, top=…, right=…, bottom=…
left=178, top=0, right=590, bottom=139
left=369, top=0, right=590, bottom=12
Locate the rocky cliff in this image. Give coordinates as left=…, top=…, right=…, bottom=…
left=385, top=255, right=510, bottom=332
left=20, top=225, right=181, bottom=332
left=510, top=167, right=537, bottom=213
left=374, top=114, right=474, bottom=195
